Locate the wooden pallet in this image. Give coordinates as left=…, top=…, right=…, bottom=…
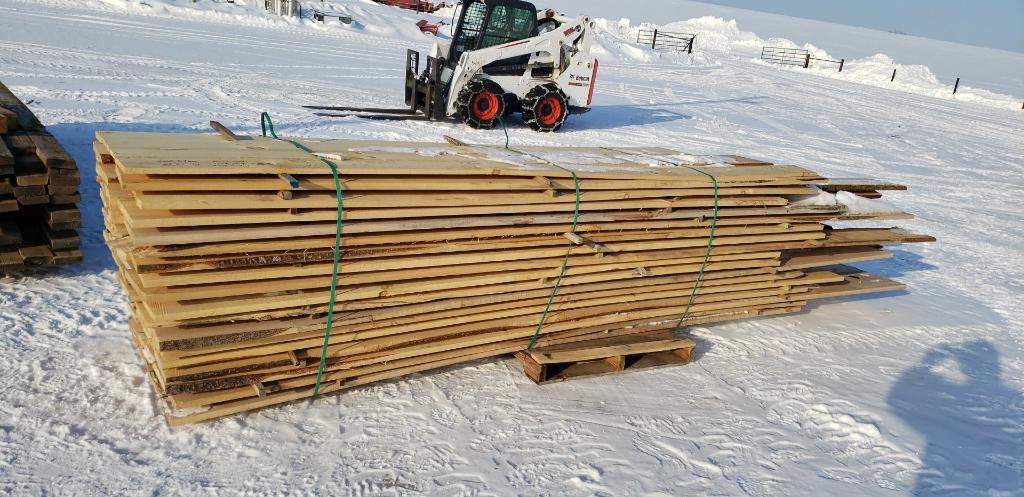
left=0, top=80, right=81, bottom=271
left=92, top=130, right=933, bottom=424
left=515, top=330, right=696, bottom=384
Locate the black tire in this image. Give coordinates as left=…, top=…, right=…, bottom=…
left=522, top=83, right=569, bottom=132
left=455, top=79, right=506, bottom=129
left=501, top=92, right=520, bottom=117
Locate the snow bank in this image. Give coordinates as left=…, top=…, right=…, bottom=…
left=61, top=0, right=447, bottom=44
left=592, top=15, right=1021, bottom=111
left=809, top=53, right=1023, bottom=109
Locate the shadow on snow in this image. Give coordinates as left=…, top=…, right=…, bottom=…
left=887, top=340, right=1024, bottom=496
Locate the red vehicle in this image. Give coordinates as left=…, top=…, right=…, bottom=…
left=416, top=19, right=441, bottom=36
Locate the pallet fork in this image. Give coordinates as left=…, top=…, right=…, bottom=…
left=304, top=50, right=449, bottom=122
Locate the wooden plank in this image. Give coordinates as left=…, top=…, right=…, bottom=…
left=208, top=121, right=240, bottom=142
left=0, top=220, right=22, bottom=245
left=0, top=246, right=25, bottom=269
left=45, top=204, right=81, bottom=225
left=18, top=244, right=53, bottom=264
left=0, top=197, right=17, bottom=213
left=0, top=135, right=13, bottom=166
left=820, top=178, right=907, bottom=192
left=97, top=132, right=821, bottom=181
left=120, top=172, right=817, bottom=192
left=29, top=134, right=76, bottom=169
left=0, top=106, right=17, bottom=134
left=43, top=227, right=80, bottom=250
left=13, top=154, right=49, bottom=186
left=50, top=193, right=81, bottom=205
left=130, top=190, right=788, bottom=211
left=804, top=270, right=905, bottom=299
left=47, top=183, right=79, bottom=195
left=0, top=82, right=44, bottom=131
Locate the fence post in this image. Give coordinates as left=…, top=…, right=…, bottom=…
left=651, top=29, right=658, bottom=49
left=688, top=34, right=694, bottom=54
left=953, top=77, right=960, bottom=94
left=891, top=68, right=897, bottom=82
left=838, top=59, right=844, bottom=73
left=803, top=53, right=810, bottom=68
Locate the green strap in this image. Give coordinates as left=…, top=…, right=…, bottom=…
left=674, top=166, right=719, bottom=330
left=497, top=116, right=510, bottom=149
left=526, top=171, right=581, bottom=349
left=260, top=112, right=344, bottom=398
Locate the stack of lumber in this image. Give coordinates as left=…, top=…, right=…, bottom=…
left=94, top=131, right=933, bottom=425
left=0, top=81, right=82, bottom=270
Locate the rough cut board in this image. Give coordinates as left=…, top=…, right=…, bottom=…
left=96, top=132, right=822, bottom=180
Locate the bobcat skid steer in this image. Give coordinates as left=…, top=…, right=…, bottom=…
left=306, top=0, right=598, bottom=132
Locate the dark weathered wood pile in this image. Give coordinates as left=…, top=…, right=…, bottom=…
left=94, top=131, right=933, bottom=425
left=0, top=81, right=81, bottom=271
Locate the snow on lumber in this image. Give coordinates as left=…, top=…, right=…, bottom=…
left=94, top=130, right=933, bottom=425
left=0, top=81, right=82, bottom=271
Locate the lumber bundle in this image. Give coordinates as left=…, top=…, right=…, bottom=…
left=94, top=131, right=933, bottom=425
left=0, top=81, right=82, bottom=271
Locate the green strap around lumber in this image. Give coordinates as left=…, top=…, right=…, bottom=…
left=673, top=165, right=719, bottom=330
left=259, top=112, right=343, bottom=398
left=526, top=170, right=581, bottom=350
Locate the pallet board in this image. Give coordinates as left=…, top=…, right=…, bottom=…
left=0, top=81, right=81, bottom=271
left=94, top=130, right=933, bottom=425
left=515, top=330, right=697, bottom=384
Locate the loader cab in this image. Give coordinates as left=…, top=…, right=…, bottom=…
left=449, top=0, right=539, bottom=73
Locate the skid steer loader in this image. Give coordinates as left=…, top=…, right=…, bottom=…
left=306, top=0, right=598, bottom=132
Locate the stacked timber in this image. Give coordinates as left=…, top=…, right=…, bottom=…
left=94, top=131, right=933, bottom=425
left=0, top=81, right=82, bottom=270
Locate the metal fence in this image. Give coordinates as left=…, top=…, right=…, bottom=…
left=637, top=29, right=696, bottom=54
left=760, top=46, right=845, bottom=72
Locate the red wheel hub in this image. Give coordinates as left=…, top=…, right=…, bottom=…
left=471, top=91, right=500, bottom=121
left=536, top=95, right=563, bottom=127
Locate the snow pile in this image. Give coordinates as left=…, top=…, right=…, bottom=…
left=68, top=0, right=447, bottom=43
left=810, top=53, right=1023, bottom=109
left=591, top=15, right=1021, bottom=111
left=790, top=189, right=902, bottom=215
left=587, top=17, right=724, bottom=66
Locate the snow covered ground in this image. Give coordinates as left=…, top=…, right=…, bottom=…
left=1, top=0, right=1022, bottom=495
left=549, top=0, right=1024, bottom=98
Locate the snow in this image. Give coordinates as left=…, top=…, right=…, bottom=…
left=548, top=0, right=1024, bottom=98
left=588, top=15, right=1023, bottom=111
left=1, top=0, right=1023, bottom=495
left=790, top=189, right=902, bottom=215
